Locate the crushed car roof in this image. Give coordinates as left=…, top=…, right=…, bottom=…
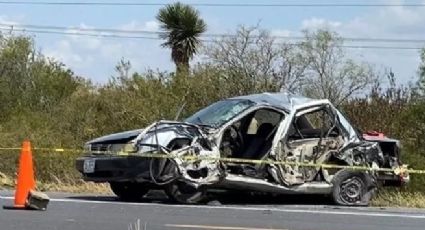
left=232, top=92, right=319, bottom=111
left=233, top=92, right=361, bottom=148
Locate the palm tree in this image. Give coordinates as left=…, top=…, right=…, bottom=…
left=157, top=2, right=206, bottom=72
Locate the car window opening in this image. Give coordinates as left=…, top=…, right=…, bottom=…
left=289, top=107, right=341, bottom=141
left=220, top=108, right=284, bottom=160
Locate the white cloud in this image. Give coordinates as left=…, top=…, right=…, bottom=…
left=44, top=40, right=87, bottom=67
left=0, top=15, right=25, bottom=34
left=0, top=14, right=27, bottom=24
left=271, top=29, right=291, bottom=37
left=145, top=21, right=160, bottom=31
left=290, top=2, right=425, bottom=83
left=339, top=5, right=425, bottom=38
left=301, top=17, right=342, bottom=31
left=296, top=0, right=425, bottom=39
left=42, top=20, right=172, bottom=82
left=0, top=15, right=18, bottom=25
left=64, top=24, right=103, bottom=50
left=351, top=2, right=425, bottom=82
left=120, top=20, right=160, bottom=31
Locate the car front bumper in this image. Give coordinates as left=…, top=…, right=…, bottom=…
left=75, top=155, right=151, bottom=182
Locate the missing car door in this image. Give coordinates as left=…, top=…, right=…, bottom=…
left=277, top=104, right=344, bottom=185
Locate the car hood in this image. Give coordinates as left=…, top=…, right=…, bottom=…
left=87, top=129, right=144, bottom=144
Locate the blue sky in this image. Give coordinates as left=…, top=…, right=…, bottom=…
left=1, top=0, right=424, bottom=84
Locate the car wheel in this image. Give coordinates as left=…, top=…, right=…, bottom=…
left=165, top=181, right=206, bottom=204
left=109, top=182, right=149, bottom=201
left=331, top=169, right=376, bottom=206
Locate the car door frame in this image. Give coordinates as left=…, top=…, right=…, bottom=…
left=270, top=99, right=332, bottom=157
left=268, top=100, right=344, bottom=184
left=211, top=105, right=287, bottom=157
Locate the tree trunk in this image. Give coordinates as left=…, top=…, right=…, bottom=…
left=172, top=47, right=190, bottom=74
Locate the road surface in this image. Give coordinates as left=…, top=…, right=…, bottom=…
left=1, top=190, right=425, bottom=230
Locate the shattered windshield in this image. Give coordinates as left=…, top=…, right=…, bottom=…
left=185, top=99, right=255, bottom=127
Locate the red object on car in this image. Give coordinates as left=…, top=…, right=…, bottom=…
left=363, top=131, right=385, bottom=140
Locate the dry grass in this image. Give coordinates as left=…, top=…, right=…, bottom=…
left=0, top=171, right=14, bottom=189
left=36, top=180, right=112, bottom=194
left=0, top=171, right=111, bottom=194
left=372, top=190, right=425, bottom=208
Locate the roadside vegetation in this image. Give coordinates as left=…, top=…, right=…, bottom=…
left=373, top=190, right=425, bottom=208
left=1, top=2, right=425, bottom=208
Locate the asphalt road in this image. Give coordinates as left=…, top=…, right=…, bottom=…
left=1, top=190, right=425, bottom=230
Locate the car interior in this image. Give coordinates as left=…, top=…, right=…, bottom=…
left=286, top=106, right=341, bottom=142
left=277, top=106, right=346, bottom=183
left=219, top=108, right=285, bottom=176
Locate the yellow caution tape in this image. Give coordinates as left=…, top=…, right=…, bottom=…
left=0, top=147, right=83, bottom=152
left=33, top=147, right=80, bottom=152
left=177, top=154, right=415, bottom=175
left=0, top=147, right=424, bottom=174
left=0, top=147, right=21, bottom=150
left=132, top=153, right=422, bottom=175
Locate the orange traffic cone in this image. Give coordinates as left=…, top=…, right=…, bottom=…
left=3, top=140, right=36, bottom=209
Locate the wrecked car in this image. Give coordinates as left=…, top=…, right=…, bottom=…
left=76, top=92, right=409, bottom=206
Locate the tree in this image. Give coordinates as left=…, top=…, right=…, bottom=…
left=0, top=34, right=82, bottom=117
left=157, top=2, right=207, bottom=72
left=204, top=26, right=377, bottom=103
left=204, top=25, right=307, bottom=94
left=418, top=48, right=425, bottom=92
left=299, top=29, right=378, bottom=105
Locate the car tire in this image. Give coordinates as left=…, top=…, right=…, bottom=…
left=331, top=169, right=376, bottom=206
left=109, top=182, right=149, bottom=201
left=164, top=181, right=206, bottom=204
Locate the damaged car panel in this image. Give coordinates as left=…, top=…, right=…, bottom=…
left=76, top=92, right=409, bottom=206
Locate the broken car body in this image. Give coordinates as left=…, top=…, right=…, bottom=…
left=76, top=92, right=409, bottom=206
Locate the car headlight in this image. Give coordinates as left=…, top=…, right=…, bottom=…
left=115, top=143, right=138, bottom=155
left=123, top=143, right=138, bottom=153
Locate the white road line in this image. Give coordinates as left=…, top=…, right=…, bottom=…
left=165, top=224, right=288, bottom=230
left=2, top=195, right=425, bottom=219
